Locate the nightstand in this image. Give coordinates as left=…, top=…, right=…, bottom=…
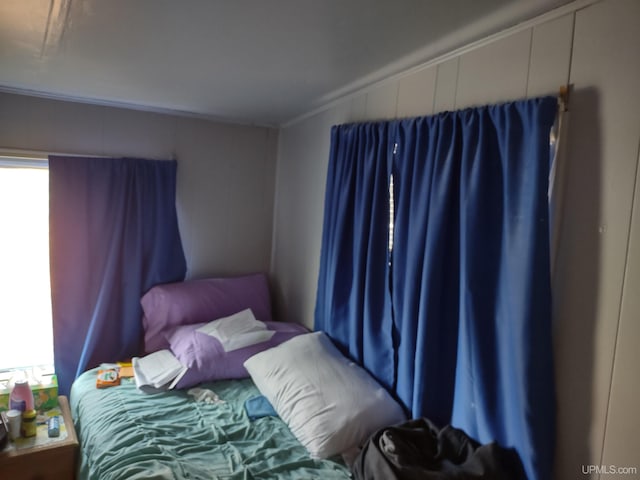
left=0, top=395, right=78, bottom=480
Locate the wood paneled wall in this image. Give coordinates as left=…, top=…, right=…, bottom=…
left=271, top=0, right=640, bottom=477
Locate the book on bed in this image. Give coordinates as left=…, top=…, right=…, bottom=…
left=132, top=349, right=188, bottom=393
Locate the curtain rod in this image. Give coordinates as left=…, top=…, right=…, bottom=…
left=0, top=147, right=116, bottom=159
left=0, top=147, right=174, bottom=162
left=0, top=148, right=47, bottom=160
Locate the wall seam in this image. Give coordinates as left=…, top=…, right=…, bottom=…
left=269, top=129, right=284, bottom=279
left=524, top=28, right=534, bottom=97
left=453, top=57, right=461, bottom=110
left=428, top=69, right=437, bottom=116
left=565, top=12, right=577, bottom=87
left=599, top=135, right=640, bottom=479
left=283, top=0, right=603, bottom=128
left=432, top=64, right=441, bottom=114
left=393, top=81, right=400, bottom=119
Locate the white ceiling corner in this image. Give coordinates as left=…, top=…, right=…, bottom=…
left=0, top=0, right=575, bottom=127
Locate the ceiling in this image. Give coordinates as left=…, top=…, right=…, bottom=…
left=0, top=0, right=572, bottom=126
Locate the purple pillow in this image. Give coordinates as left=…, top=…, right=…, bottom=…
left=167, top=320, right=308, bottom=389
left=141, top=273, right=273, bottom=353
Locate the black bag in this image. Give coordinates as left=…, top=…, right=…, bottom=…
left=351, top=418, right=526, bottom=480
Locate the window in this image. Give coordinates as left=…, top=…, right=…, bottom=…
left=0, top=156, right=54, bottom=373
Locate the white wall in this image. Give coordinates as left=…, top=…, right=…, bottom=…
left=271, top=0, right=640, bottom=478
left=0, top=92, right=278, bottom=280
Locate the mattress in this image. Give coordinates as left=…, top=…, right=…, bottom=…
left=70, top=369, right=350, bottom=479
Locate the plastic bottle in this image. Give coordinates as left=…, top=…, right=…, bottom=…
left=9, top=379, right=35, bottom=412
left=21, top=409, right=37, bottom=437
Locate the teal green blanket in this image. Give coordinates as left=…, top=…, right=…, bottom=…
left=70, top=370, right=350, bottom=479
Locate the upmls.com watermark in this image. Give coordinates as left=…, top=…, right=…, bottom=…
left=582, top=465, right=638, bottom=475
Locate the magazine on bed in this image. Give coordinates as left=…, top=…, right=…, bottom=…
left=132, top=349, right=188, bottom=393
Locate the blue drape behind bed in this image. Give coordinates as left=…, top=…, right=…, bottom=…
left=315, top=97, right=557, bottom=480
left=49, top=156, right=186, bottom=395
left=314, top=123, right=395, bottom=391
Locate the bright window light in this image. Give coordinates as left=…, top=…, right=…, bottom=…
left=0, top=158, right=54, bottom=371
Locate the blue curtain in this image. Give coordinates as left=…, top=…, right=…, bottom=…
left=49, top=156, right=187, bottom=395
left=315, top=96, right=557, bottom=480
left=314, top=123, right=395, bottom=390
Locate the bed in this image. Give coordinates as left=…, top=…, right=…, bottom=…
left=69, top=274, right=406, bottom=479
left=70, top=370, right=350, bottom=479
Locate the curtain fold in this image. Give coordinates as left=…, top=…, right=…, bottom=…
left=49, top=156, right=186, bottom=395
left=391, top=98, right=557, bottom=480
left=315, top=96, right=558, bottom=480
left=314, top=123, right=395, bottom=390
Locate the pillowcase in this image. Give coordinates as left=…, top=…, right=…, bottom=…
left=243, top=331, right=406, bottom=459
left=141, top=273, right=273, bottom=353
left=167, top=320, right=308, bottom=389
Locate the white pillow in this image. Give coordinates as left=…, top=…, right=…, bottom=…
left=243, top=331, right=406, bottom=458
